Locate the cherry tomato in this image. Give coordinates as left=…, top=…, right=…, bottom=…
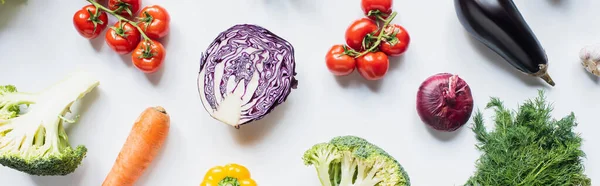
left=108, top=0, right=141, bottom=17
left=105, top=21, right=141, bottom=54
left=379, top=24, right=410, bottom=56
left=132, top=40, right=166, bottom=73
left=362, top=0, right=393, bottom=18
left=138, top=5, right=170, bottom=40
left=326, top=45, right=356, bottom=76
left=345, top=18, right=378, bottom=51
left=73, top=5, right=108, bottom=39
left=356, top=52, right=389, bottom=80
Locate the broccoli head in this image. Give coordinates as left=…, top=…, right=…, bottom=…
left=303, top=135, right=410, bottom=186
left=0, top=71, right=99, bottom=176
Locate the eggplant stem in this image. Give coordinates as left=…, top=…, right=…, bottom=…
left=539, top=73, right=555, bottom=87
left=533, top=64, right=555, bottom=86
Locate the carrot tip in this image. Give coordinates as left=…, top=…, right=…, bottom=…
left=154, top=106, right=167, bottom=114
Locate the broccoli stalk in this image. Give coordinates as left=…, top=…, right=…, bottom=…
left=303, top=143, right=340, bottom=186
left=303, top=136, right=411, bottom=186
left=354, top=157, right=388, bottom=186
left=0, top=71, right=99, bottom=176
left=338, top=151, right=358, bottom=186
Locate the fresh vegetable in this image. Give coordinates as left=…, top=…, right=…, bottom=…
left=73, top=5, right=108, bottom=39
left=132, top=39, right=166, bottom=73
left=378, top=24, right=410, bottom=56
left=455, top=0, right=555, bottom=86
left=416, top=73, right=473, bottom=132
left=345, top=18, right=378, bottom=51
left=105, top=21, right=142, bottom=54
left=361, top=0, right=393, bottom=19
left=137, top=5, right=170, bottom=40
left=303, top=135, right=410, bottom=186
left=346, top=18, right=379, bottom=51
left=327, top=12, right=403, bottom=80
left=466, top=91, right=591, bottom=186
left=579, top=44, right=600, bottom=77
left=326, top=0, right=411, bottom=80
left=350, top=11, right=400, bottom=58
left=356, top=51, right=389, bottom=80
left=326, top=45, right=356, bottom=76
left=0, top=71, right=99, bottom=175
left=200, top=163, right=257, bottom=186
left=198, top=24, right=298, bottom=128
left=76, top=0, right=170, bottom=74
left=108, top=0, right=141, bottom=17
left=102, top=106, right=170, bottom=186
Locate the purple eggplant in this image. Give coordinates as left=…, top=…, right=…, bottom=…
left=454, top=0, right=555, bottom=86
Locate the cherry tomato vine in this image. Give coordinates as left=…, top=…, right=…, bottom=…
left=326, top=0, right=411, bottom=80
left=73, top=0, right=170, bottom=74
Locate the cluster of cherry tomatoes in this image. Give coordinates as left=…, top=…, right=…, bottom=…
left=326, top=0, right=410, bottom=80
left=73, top=0, right=170, bottom=74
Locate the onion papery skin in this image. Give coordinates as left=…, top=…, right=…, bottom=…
left=416, top=73, right=473, bottom=132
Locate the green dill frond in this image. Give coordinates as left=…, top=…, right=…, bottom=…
left=466, top=91, right=591, bottom=186
left=487, top=96, right=514, bottom=133
left=471, top=111, right=488, bottom=146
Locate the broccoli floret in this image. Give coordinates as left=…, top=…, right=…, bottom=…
left=0, top=85, right=21, bottom=120
left=303, top=143, right=341, bottom=186
left=303, top=136, right=410, bottom=186
left=0, top=71, right=99, bottom=176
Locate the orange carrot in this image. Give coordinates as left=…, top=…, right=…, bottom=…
left=102, top=106, right=170, bottom=186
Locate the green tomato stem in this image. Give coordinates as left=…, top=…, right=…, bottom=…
left=355, top=11, right=398, bottom=58
left=341, top=45, right=361, bottom=57
left=376, top=14, right=387, bottom=22
left=87, top=0, right=152, bottom=42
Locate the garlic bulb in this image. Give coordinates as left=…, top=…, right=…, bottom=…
left=580, top=44, right=600, bottom=76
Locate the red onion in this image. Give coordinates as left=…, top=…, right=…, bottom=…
left=416, top=73, right=473, bottom=132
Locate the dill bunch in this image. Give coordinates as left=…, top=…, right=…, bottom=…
left=466, top=90, right=591, bottom=186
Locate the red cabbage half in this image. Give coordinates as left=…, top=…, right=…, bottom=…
left=198, top=24, right=298, bottom=128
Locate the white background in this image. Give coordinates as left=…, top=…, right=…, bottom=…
left=0, top=0, right=599, bottom=185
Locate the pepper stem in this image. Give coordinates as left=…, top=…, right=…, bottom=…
left=218, top=177, right=240, bottom=186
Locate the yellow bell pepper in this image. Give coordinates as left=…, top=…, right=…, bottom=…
left=200, top=163, right=257, bottom=186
